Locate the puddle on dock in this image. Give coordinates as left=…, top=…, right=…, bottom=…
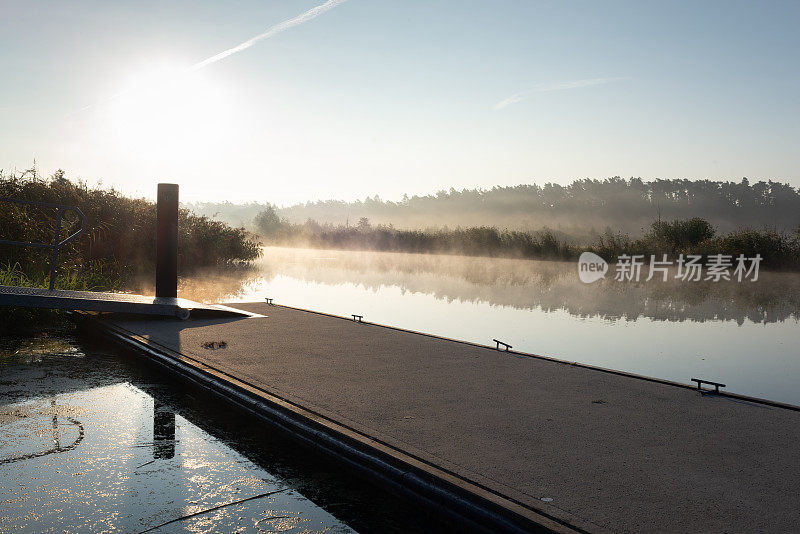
left=0, top=336, right=443, bottom=533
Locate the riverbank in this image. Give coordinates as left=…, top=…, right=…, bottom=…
left=254, top=212, right=800, bottom=270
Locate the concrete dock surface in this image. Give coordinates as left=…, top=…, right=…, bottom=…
left=96, top=303, right=800, bottom=533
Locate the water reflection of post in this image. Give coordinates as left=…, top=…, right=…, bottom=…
left=153, top=184, right=178, bottom=461
left=153, top=400, right=175, bottom=460
left=51, top=397, right=59, bottom=449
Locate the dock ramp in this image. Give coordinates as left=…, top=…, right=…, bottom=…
left=0, top=285, right=249, bottom=319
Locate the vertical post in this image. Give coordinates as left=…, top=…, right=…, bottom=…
left=48, top=208, right=63, bottom=291
left=156, top=183, right=179, bottom=298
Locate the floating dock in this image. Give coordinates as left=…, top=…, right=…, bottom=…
left=88, top=302, right=800, bottom=533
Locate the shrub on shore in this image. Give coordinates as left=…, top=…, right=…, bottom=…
left=694, top=228, right=800, bottom=270
left=590, top=222, right=800, bottom=269
left=254, top=207, right=800, bottom=270
left=0, top=168, right=261, bottom=287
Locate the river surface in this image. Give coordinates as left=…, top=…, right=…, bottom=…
left=173, top=246, right=800, bottom=406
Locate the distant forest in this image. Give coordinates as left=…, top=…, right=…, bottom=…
left=185, top=177, right=800, bottom=239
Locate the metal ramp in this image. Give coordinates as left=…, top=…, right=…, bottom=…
left=0, top=285, right=250, bottom=319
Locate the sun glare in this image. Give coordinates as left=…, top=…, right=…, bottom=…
left=105, top=63, right=232, bottom=164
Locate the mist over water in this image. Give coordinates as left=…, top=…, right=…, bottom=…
left=187, top=177, right=800, bottom=238
left=177, top=247, right=800, bottom=323
left=173, top=247, right=800, bottom=405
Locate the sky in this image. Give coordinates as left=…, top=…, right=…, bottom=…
left=1, top=0, right=799, bottom=204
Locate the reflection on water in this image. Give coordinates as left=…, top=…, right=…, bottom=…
left=175, top=247, right=800, bottom=405
left=179, top=247, right=800, bottom=325
left=0, top=336, right=445, bottom=533
left=1, top=386, right=351, bottom=533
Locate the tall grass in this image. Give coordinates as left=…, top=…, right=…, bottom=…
left=0, top=263, right=124, bottom=335
left=0, top=168, right=262, bottom=332
left=1, top=168, right=261, bottom=287
left=0, top=262, right=120, bottom=291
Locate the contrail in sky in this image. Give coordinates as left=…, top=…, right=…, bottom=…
left=494, top=77, right=626, bottom=110
left=190, top=0, right=349, bottom=71
left=67, top=0, right=348, bottom=117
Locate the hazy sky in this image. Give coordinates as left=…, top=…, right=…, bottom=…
left=1, top=1, right=798, bottom=204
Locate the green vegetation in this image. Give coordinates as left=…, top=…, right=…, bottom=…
left=0, top=263, right=121, bottom=335
left=254, top=206, right=800, bottom=270
left=1, top=168, right=261, bottom=286
left=258, top=213, right=574, bottom=260
left=0, top=262, right=121, bottom=292
left=647, top=217, right=716, bottom=250
left=592, top=222, right=800, bottom=270
left=0, top=168, right=261, bottom=332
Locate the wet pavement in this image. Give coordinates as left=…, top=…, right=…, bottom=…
left=0, top=335, right=446, bottom=533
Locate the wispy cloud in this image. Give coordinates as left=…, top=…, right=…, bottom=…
left=494, top=77, right=626, bottom=110
left=68, top=0, right=348, bottom=117
left=190, top=0, right=349, bottom=71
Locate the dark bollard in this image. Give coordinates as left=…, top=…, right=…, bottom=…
left=156, top=184, right=179, bottom=298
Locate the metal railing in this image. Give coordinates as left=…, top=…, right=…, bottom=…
left=0, top=198, right=87, bottom=290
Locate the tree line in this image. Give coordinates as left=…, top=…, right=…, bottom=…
left=191, top=177, right=800, bottom=237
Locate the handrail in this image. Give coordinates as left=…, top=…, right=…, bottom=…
left=0, top=197, right=87, bottom=290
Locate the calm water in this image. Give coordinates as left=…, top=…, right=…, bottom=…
left=175, top=247, right=800, bottom=405
left=0, top=336, right=448, bottom=533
